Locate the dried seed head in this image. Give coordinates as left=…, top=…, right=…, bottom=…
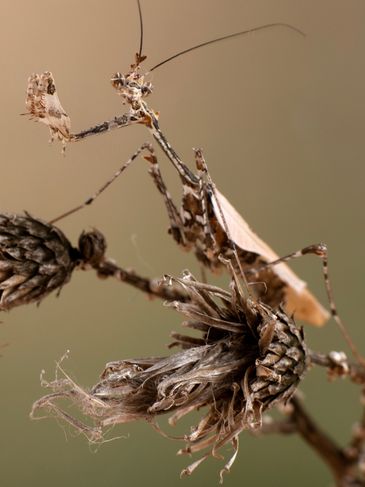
left=78, top=230, right=107, bottom=268
left=0, top=214, right=107, bottom=311
left=0, top=214, right=77, bottom=310
left=31, top=267, right=308, bottom=479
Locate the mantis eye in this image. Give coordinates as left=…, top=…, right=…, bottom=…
left=111, top=72, right=125, bottom=90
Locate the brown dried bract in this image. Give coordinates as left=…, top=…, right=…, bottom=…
left=31, top=268, right=308, bottom=480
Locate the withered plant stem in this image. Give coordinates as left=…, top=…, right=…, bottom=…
left=309, top=350, right=365, bottom=384
left=289, top=397, right=351, bottom=485
left=260, top=396, right=365, bottom=486
left=95, top=259, right=189, bottom=302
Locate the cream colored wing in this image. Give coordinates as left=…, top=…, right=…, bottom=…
left=212, top=189, right=329, bottom=326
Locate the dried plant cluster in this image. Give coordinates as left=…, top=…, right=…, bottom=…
left=1, top=6, right=365, bottom=485
left=0, top=214, right=311, bottom=478
left=31, top=269, right=307, bottom=479
left=0, top=213, right=190, bottom=311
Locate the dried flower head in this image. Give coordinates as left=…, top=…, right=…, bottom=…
left=31, top=266, right=308, bottom=481
left=0, top=214, right=106, bottom=311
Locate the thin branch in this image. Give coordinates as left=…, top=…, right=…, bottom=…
left=256, top=417, right=297, bottom=435
left=94, top=258, right=189, bottom=302
left=257, top=397, right=365, bottom=486
left=347, top=388, right=365, bottom=463
left=309, top=350, right=365, bottom=384
left=289, top=396, right=349, bottom=482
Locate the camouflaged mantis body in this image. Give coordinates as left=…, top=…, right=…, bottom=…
left=24, top=55, right=329, bottom=327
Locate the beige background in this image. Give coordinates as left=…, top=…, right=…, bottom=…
left=1, top=0, right=364, bottom=485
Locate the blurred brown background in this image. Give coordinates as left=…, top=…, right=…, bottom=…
left=1, top=0, right=364, bottom=485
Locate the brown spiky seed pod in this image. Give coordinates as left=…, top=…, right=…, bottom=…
left=31, top=268, right=308, bottom=480
left=0, top=214, right=106, bottom=311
